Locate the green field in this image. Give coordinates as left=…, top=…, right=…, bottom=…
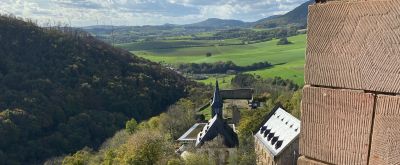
left=196, top=75, right=234, bottom=88
left=131, top=34, right=306, bottom=85
left=117, top=39, right=242, bottom=51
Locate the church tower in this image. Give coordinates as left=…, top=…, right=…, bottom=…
left=211, top=80, right=223, bottom=118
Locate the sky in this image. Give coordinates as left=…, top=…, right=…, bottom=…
left=0, top=0, right=308, bottom=27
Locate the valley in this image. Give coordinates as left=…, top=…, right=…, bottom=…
left=0, top=0, right=311, bottom=164
left=120, top=34, right=306, bottom=85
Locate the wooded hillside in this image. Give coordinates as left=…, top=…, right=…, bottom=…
left=0, top=15, right=188, bottom=164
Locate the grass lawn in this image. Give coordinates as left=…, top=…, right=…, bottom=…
left=131, top=34, right=306, bottom=85
left=133, top=34, right=305, bottom=65
left=196, top=74, right=235, bottom=89
left=246, top=59, right=305, bottom=85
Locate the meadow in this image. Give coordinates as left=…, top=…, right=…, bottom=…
left=125, top=34, right=306, bottom=86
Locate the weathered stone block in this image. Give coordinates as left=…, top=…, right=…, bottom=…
left=369, top=95, right=400, bottom=165
left=300, top=86, right=374, bottom=165
left=305, top=0, right=400, bottom=93
left=297, top=156, right=328, bottom=165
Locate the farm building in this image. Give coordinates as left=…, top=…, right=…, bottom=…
left=254, top=104, right=300, bottom=165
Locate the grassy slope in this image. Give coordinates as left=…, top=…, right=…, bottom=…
left=134, top=34, right=306, bottom=85
left=197, top=75, right=235, bottom=88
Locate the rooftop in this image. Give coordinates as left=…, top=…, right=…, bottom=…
left=178, top=123, right=236, bottom=141
left=220, top=88, right=253, bottom=100
left=195, top=115, right=239, bottom=148
left=255, top=105, right=300, bottom=157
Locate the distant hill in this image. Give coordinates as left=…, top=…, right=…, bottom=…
left=0, top=15, right=188, bottom=164
left=253, top=0, right=313, bottom=28
left=184, top=18, right=248, bottom=28
left=81, top=1, right=311, bottom=44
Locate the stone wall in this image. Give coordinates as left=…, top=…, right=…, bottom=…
left=255, top=136, right=299, bottom=165
left=300, top=0, right=400, bottom=164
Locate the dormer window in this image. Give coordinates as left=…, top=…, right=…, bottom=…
left=267, top=133, right=274, bottom=141
left=275, top=140, right=283, bottom=149
left=263, top=129, right=271, bottom=137
left=271, top=136, right=279, bottom=145
left=260, top=126, right=267, bottom=133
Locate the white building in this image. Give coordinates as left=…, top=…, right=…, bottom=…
left=254, top=104, right=300, bottom=165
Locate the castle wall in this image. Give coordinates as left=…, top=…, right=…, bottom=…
left=369, top=95, right=400, bottom=164
left=300, top=0, right=400, bottom=164
left=300, top=86, right=374, bottom=164
left=297, top=156, right=328, bottom=165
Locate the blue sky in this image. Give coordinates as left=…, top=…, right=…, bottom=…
left=0, top=0, right=308, bottom=26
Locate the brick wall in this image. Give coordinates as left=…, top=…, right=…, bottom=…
left=300, top=0, right=400, bottom=164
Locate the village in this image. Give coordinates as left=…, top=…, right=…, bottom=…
left=175, top=81, right=300, bottom=165
left=3, top=0, right=400, bottom=164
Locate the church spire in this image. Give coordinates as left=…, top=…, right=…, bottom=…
left=211, top=80, right=223, bottom=118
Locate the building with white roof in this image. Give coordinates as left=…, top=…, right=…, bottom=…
left=254, top=104, right=300, bottom=165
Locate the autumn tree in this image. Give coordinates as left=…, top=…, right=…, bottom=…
left=125, top=118, right=138, bottom=134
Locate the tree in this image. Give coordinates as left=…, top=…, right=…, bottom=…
left=158, top=99, right=196, bottom=139
left=184, top=152, right=213, bottom=165
left=62, top=148, right=92, bottom=165
left=231, top=74, right=256, bottom=88
left=277, top=37, right=292, bottom=45
left=113, top=130, right=174, bottom=165
left=167, top=158, right=184, bottom=165
left=206, top=52, right=212, bottom=57
left=125, top=118, right=138, bottom=134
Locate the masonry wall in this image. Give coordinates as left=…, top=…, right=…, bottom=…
left=255, top=136, right=299, bottom=165
left=300, top=0, right=400, bottom=164
left=255, top=136, right=276, bottom=165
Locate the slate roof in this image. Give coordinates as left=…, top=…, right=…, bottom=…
left=211, top=81, right=223, bottom=118
left=255, top=104, right=300, bottom=156
left=177, top=123, right=236, bottom=141
left=195, top=115, right=239, bottom=148
left=220, top=88, right=253, bottom=100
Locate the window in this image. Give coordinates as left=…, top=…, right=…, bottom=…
left=263, top=129, right=271, bottom=137
left=271, top=136, right=279, bottom=145
left=224, top=150, right=229, bottom=164
left=275, top=140, right=283, bottom=149
left=267, top=133, right=274, bottom=141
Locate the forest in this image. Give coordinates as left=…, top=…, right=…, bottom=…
left=0, top=15, right=189, bottom=164
left=57, top=74, right=302, bottom=165
left=177, top=61, right=273, bottom=74
left=212, top=26, right=300, bottom=42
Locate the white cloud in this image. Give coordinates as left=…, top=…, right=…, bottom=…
left=0, top=0, right=309, bottom=26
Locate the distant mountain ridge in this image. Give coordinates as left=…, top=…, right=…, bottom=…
left=82, top=0, right=312, bottom=30
left=184, top=18, right=248, bottom=28
left=253, top=0, right=313, bottom=28
left=81, top=1, right=312, bottom=44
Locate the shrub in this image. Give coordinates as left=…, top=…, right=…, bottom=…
left=277, top=37, right=292, bottom=45
left=125, top=118, right=138, bottom=134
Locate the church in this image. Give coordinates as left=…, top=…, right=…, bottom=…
left=177, top=81, right=239, bottom=164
